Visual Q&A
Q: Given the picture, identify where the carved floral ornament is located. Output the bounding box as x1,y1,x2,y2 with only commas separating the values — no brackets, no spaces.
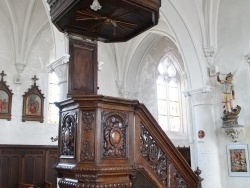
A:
244,51,250,64
140,124,188,187
82,111,95,131
61,110,77,157
203,47,217,65
101,111,128,157
81,140,94,161
221,126,244,142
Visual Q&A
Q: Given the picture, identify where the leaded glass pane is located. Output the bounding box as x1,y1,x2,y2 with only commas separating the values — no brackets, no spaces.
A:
49,84,60,103
169,87,179,102
158,62,167,75
170,116,180,131
48,103,59,124
158,115,168,131
169,101,179,116
157,55,182,133
48,72,59,124
168,64,176,77
163,57,171,67
158,99,167,115
169,79,178,87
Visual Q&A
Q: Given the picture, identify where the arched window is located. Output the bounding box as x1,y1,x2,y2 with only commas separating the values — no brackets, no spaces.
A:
157,55,182,132
48,72,59,124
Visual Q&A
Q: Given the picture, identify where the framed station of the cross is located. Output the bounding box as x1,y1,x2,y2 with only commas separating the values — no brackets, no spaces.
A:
0,70,13,120
22,75,45,123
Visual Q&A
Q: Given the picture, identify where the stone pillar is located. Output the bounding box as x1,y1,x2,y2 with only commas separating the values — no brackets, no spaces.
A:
186,86,222,188
46,54,70,101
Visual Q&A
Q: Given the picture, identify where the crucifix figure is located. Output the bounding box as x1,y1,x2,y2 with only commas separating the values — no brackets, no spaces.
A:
0,71,6,82
32,75,39,85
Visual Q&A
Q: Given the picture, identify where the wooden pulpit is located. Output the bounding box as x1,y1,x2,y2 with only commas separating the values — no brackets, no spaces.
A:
46,1,201,188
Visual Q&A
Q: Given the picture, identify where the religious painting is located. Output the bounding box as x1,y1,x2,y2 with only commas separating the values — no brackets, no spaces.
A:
0,70,13,120
22,75,45,123
227,144,250,176
25,94,41,116
0,90,9,113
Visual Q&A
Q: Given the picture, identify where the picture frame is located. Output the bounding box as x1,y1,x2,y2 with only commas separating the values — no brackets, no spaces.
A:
227,144,250,176
22,76,45,123
0,71,13,120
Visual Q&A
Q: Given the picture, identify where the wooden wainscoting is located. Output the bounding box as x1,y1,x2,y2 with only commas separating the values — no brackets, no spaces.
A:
0,145,58,188
177,146,191,166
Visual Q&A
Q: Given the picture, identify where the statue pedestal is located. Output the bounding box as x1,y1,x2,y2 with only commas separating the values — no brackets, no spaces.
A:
221,105,243,142
221,125,244,142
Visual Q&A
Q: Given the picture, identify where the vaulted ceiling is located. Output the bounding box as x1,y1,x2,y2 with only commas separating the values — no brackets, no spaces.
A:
0,0,53,74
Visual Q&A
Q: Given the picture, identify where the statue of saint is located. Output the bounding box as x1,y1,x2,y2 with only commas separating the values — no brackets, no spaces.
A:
217,72,235,114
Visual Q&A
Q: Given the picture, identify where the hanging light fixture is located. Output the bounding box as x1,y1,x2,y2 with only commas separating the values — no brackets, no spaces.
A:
90,0,102,11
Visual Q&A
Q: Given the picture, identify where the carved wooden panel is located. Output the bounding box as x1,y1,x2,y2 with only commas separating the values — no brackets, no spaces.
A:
82,111,95,131
0,145,58,188
81,110,95,161
140,124,189,187
101,111,128,158
68,37,97,96
81,140,94,161
60,110,77,157
140,124,167,185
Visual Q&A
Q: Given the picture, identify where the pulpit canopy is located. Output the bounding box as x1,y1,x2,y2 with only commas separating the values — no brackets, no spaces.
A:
47,0,161,42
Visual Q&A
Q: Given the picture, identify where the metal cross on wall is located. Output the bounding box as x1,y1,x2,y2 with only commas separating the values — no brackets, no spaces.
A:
0,70,6,81
32,75,39,85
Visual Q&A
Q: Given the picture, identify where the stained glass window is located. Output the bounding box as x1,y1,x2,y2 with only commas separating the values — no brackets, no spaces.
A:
157,56,181,132
48,72,59,124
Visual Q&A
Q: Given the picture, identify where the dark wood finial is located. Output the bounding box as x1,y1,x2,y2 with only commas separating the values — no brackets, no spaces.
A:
32,75,39,85
0,71,6,81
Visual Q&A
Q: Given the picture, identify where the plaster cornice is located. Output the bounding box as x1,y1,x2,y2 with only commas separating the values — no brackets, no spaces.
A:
46,54,70,72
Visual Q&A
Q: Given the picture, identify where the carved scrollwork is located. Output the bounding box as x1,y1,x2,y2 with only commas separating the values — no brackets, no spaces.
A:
81,140,94,161
61,111,77,156
82,111,95,131
140,124,167,185
174,166,188,188
101,111,128,157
